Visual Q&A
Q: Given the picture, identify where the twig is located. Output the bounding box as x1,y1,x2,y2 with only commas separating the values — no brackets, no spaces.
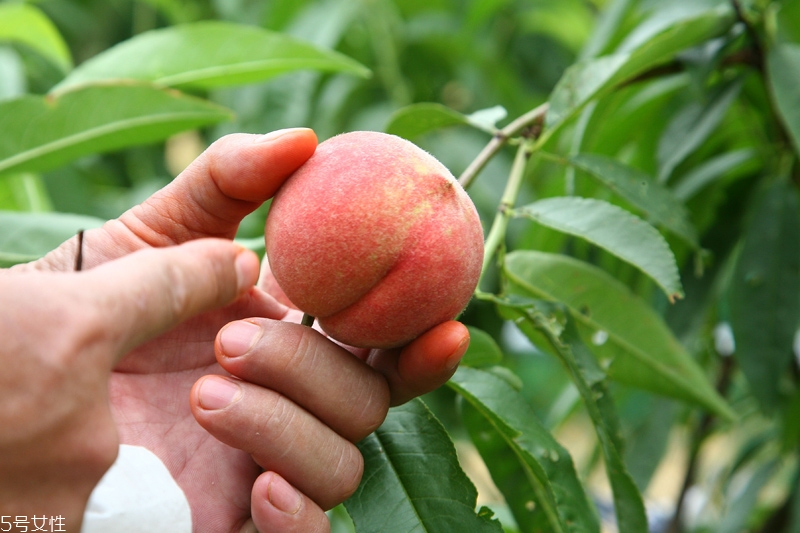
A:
301,313,316,328
458,102,549,190
477,139,536,290
74,230,85,272
666,355,735,533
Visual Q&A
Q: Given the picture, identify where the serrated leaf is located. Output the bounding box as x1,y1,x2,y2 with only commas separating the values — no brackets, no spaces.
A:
729,179,800,411
462,327,503,368
503,250,736,421
53,21,369,93
449,366,600,533
569,153,699,247
515,196,684,301
767,43,800,158
385,103,471,139
498,301,647,533
0,210,105,267
545,4,734,133
344,399,503,533
0,3,72,72
0,84,232,177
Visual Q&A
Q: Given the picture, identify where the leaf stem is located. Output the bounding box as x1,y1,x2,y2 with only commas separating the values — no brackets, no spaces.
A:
458,102,548,190
301,313,316,328
478,139,535,290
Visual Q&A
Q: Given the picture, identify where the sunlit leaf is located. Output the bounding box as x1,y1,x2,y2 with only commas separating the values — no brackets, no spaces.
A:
466,105,507,132
569,153,699,247
503,250,736,420
344,399,503,533
545,4,734,132
0,84,232,177
53,20,369,93
449,366,600,533
0,173,52,212
0,47,26,100
514,196,684,300
0,3,72,72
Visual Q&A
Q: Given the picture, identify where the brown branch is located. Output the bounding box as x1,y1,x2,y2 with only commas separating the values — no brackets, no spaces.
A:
666,355,735,533
457,102,548,190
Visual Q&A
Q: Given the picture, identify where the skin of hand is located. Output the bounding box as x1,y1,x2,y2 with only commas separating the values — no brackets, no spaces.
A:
5,129,471,533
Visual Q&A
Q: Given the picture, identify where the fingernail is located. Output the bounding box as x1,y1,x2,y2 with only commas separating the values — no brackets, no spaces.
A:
267,472,302,515
255,128,309,144
445,337,470,371
220,321,261,357
235,249,259,292
198,376,241,410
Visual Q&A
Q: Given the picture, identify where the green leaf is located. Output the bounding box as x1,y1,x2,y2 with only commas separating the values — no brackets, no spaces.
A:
385,103,470,139
0,210,105,267
545,4,734,132
449,366,600,533
503,250,736,421
503,302,648,533
656,79,742,183
465,105,507,132
0,173,53,212
344,399,503,533
767,43,800,158
0,3,72,73
0,46,26,100
729,179,800,411
514,196,684,301
53,21,370,93
717,460,779,533
672,149,757,201
385,104,508,140
462,327,504,368
569,153,699,247
0,84,232,177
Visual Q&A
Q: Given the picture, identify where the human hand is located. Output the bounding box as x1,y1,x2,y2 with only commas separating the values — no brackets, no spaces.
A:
12,129,471,532
0,239,259,531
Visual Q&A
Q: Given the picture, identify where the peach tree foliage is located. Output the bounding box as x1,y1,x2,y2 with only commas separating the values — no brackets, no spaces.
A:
2,0,800,532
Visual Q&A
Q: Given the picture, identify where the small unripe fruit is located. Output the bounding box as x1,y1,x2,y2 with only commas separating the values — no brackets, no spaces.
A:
265,131,484,349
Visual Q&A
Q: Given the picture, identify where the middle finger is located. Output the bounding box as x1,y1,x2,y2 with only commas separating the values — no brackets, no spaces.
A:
214,319,390,442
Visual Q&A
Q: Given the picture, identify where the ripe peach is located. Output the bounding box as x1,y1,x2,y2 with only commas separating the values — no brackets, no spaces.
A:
264,131,484,349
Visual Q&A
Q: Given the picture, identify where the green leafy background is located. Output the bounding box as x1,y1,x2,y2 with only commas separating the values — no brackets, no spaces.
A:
3,0,800,532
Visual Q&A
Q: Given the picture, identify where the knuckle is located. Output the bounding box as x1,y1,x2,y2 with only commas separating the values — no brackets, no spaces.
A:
352,377,390,438
330,443,364,504
163,259,193,321
257,393,299,451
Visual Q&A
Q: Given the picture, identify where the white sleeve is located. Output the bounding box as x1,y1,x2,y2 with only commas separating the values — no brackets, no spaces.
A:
81,445,192,533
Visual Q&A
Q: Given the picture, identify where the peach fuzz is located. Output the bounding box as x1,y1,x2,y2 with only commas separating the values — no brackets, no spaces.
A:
265,131,484,349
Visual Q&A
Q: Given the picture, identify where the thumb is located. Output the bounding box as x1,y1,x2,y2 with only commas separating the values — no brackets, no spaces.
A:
82,239,260,360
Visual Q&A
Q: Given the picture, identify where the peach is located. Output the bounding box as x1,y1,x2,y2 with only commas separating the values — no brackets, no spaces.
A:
264,131,484,349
